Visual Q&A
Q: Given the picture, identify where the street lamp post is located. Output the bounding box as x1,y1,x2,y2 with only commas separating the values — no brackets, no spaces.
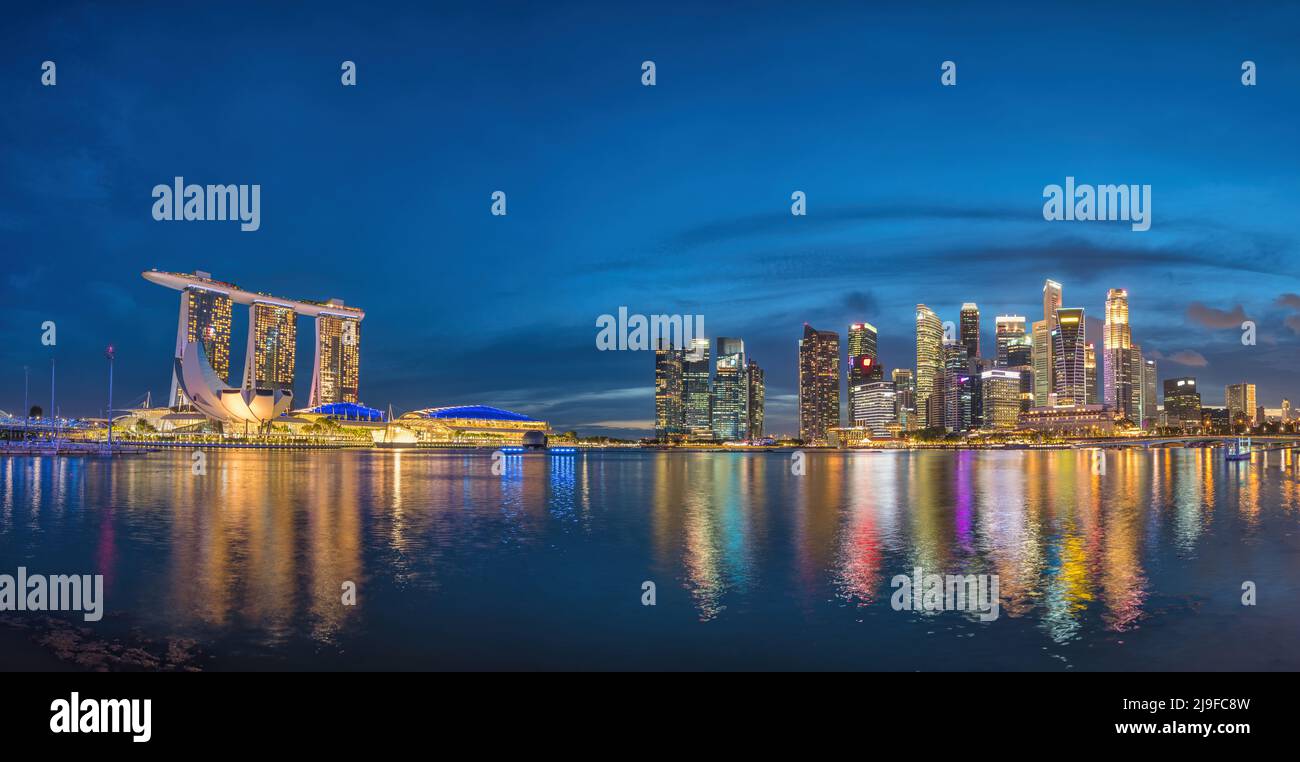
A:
106,345,115,452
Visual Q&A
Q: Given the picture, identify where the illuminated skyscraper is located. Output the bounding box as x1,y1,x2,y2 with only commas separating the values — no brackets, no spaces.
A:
848,322,881,424
915,305,944,429
711,337,748,441
980,369,1022,429
682,337,712,439
960,303,981,361
309,310,361,405
654,339,685,442
943,343,973,432
798,324,840,445
994,315,1026,367
244,301,297,395
144,271,365,417
860,381,897,437
1084,342,1098,405
1164,377,1201,430
1103,288,1135,418
170,281,233,408
892,368,915,431
1031,320,1049,406
1006,336,1034,412
1052,307,1086,405
1129,343,1145,423
1034,279,1062,405
746,358,765,440
1226,383,1257,428
1142,358,1157,428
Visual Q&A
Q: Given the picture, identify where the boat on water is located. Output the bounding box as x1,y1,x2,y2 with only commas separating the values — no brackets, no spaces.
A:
1224,437,1252,462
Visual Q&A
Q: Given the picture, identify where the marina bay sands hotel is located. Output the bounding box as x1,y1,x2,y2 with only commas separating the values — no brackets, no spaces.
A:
142,270,364,410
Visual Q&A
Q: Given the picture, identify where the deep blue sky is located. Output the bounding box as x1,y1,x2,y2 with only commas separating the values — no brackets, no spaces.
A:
2,1,1298,436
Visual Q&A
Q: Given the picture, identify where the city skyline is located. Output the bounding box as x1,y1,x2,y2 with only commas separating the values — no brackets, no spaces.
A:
2,2,1299,437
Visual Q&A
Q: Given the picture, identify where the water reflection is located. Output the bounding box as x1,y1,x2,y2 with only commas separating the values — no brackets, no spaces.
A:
0,447,1297,669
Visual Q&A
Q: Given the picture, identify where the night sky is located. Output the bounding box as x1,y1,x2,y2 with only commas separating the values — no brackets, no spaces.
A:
2,1,1298,437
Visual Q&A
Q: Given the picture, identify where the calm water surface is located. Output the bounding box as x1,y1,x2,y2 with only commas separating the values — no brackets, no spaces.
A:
2,448,1299,670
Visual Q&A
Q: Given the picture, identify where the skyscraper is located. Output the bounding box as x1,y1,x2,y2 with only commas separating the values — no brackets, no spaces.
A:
1103,288,1134,418
1052,307,1086,405
1036,279,1063,404
654,339,684,442
994,315,1026,367
682,338,712,440
915,305,943,429
710,337,748,441
1032,319,1050,407
1084,342,1098,405
309,311,361,405
1129,343,1145,423
860,381,897,437
848,322,881,425
1142,358,1157,428
144,270,365,416
960,303,981,362
746,358,765,440
943,343,973,432
1164,377,1201,430
980,369,1021,429
1005,336,1034,412
681,338,712,439
798,324,840,445
892,368,915,431
244,301,297,395
171,283,233,408
1226,383,1257,428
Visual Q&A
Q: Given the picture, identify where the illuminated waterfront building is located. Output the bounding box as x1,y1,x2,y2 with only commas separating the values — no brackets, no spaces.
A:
682,338,712,440
1226,383,1257,428
859,381,897,437
395,405,549,445
1018,403,1114,435
915,305,944,430
994,315,1026,367
848,322,881,425
654,340,685,442
943,343,973,433
1034,279,1063,404
1005,336,1034,412
1103,288,1135,418
244,301,297,395
746,358,765,440
168,276,233,407
798,324,840,445
980,369,1021,429
310,310,362,406
1129,343,1145,423
1142,358,1157,428
892,368,915,430
1051,307,1086,406
711,337,748,441
143,270,366,419
847,322,881,380
960,303,981,362
1164,377,1202,430
1084,343,1097,405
